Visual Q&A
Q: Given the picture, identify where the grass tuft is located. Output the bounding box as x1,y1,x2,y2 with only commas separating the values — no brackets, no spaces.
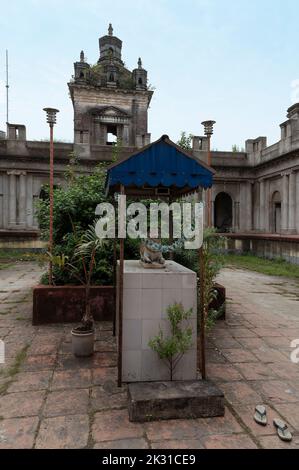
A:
224,254,299,279
0,250,41,263
0,345,29,395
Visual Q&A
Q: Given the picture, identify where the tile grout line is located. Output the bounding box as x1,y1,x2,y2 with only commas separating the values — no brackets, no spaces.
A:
32,332,64,449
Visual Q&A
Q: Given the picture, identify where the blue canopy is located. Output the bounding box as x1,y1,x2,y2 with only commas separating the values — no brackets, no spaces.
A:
105,135,214,195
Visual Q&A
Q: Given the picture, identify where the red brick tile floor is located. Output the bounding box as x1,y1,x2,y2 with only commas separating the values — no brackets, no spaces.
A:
0,262,299,449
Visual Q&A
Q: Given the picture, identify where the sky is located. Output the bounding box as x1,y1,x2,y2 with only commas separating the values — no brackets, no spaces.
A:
1,0,299,150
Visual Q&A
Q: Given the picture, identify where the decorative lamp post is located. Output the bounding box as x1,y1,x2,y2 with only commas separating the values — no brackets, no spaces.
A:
43,107,59,285
201,120,216,227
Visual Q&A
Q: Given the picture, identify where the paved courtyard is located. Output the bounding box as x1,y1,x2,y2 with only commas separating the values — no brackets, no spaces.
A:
0,261,299,449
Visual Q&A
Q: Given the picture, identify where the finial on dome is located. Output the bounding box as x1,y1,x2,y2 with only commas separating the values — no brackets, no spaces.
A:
138,57,142,69
108,23,113,36
80,50,85,62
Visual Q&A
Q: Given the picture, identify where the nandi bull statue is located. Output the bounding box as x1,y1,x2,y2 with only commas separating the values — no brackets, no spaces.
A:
139,238,184,268
140,238,166,268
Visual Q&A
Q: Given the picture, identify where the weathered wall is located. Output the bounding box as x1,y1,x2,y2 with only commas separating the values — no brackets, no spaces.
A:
222,234,299,264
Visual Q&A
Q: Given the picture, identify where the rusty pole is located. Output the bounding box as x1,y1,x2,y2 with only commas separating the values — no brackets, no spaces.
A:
49,124,54,285
117,185,125,387
207,135,212,227
43,108,59,286
199,245,206,379
112,237,117,337
201,120,216,228
169,193,174,260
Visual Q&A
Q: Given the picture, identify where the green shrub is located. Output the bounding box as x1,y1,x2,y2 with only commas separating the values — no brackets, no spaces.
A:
148,302,193,380
36,162,115,286
174,228,226,331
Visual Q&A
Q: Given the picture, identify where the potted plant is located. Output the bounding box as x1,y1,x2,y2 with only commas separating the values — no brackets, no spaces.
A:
49,223,106,357
70,224,107,357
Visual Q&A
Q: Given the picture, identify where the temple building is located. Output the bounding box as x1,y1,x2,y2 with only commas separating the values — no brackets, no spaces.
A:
0,25,298,262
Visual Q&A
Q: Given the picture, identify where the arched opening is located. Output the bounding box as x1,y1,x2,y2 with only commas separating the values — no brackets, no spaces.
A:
109,73,115,82
138,77,143,85
214,192,233,232
272,191,281,233
106,124,117,145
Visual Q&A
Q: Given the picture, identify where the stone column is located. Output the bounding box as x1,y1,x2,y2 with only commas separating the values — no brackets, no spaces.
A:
8,171,17,227
99,124,106,145
19,172,26,227
202,189,208,228
233,201,239,232
254,182,260,231
281,173,289,232
26,174,33,228
211,200,215,227
264,179,270,232
259,180,265,231
122,125,129,146
246,181,252,231
296,171,299,234
288,172,296,232
117,125,123,142
0,174,3,228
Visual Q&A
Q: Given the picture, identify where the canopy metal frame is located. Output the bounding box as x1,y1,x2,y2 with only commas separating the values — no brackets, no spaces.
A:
105,135,215,387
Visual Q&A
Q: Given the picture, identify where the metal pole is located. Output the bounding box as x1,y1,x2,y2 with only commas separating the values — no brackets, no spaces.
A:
112,237,117,336
207,135,211,227
49,124,54,285
6,50,9,131
169,194,174,260
199,245,206,379
201,120,215,228
117,185,125,387
44,107,59,285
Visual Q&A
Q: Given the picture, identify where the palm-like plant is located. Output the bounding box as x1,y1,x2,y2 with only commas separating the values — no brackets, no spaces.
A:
49,223,107,331
73,223,107,331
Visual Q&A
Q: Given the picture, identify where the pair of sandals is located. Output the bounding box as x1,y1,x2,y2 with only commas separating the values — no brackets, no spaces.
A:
254,405,292,442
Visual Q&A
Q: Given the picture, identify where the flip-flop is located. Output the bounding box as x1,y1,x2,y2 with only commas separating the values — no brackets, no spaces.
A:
273,419,292,442
254,405,267,425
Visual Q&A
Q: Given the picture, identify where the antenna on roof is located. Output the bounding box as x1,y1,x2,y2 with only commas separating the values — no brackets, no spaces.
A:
6,50,9,131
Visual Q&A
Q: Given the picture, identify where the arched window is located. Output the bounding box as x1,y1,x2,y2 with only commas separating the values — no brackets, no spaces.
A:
214,192,233,232
138,77,143,85
109,73,114,82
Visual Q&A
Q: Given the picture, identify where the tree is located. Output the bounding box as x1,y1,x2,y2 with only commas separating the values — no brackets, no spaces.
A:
177,132,194,151
149,302,193,380
232,144,245,152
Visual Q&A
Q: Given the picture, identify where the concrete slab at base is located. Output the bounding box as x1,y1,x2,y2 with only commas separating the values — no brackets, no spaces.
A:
128,380,225,422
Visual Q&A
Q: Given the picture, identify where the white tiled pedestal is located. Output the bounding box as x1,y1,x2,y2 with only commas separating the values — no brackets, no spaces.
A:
117,260,197,382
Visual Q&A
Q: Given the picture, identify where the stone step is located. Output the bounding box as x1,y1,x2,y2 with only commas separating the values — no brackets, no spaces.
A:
128,380,225,422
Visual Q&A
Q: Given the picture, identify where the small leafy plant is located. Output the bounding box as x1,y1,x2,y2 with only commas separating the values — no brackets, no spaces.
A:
50,223,107,332
148,302,193,381
174,227,226,331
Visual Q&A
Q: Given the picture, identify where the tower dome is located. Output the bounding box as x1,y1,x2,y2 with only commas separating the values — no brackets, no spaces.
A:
98,23,123,65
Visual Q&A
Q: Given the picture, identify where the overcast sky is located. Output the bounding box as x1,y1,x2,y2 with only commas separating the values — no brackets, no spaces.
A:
1,0,299,150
